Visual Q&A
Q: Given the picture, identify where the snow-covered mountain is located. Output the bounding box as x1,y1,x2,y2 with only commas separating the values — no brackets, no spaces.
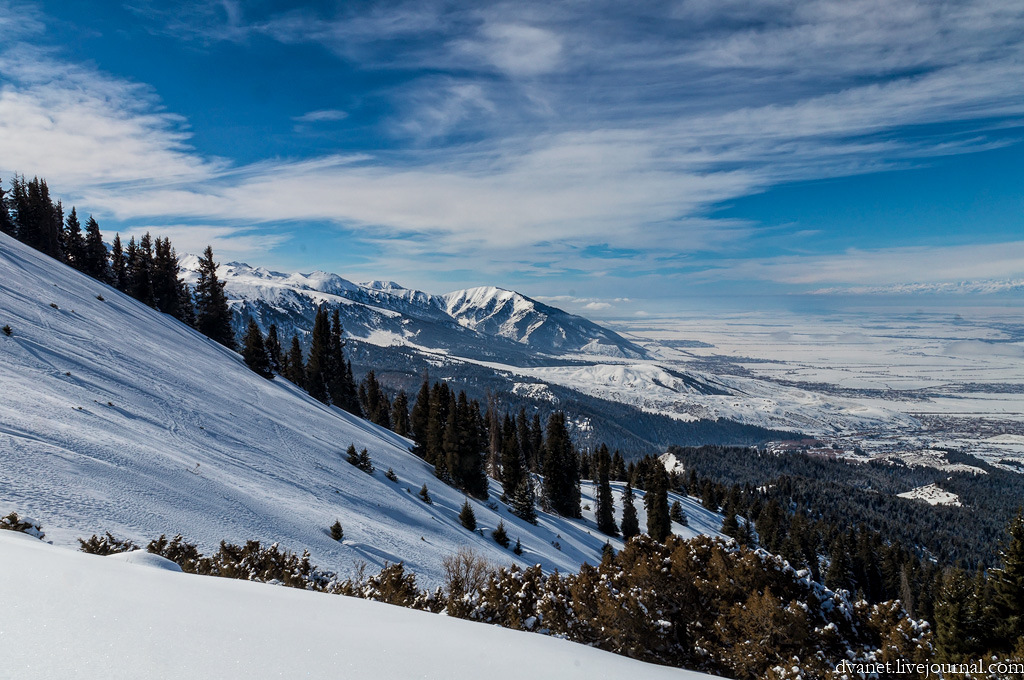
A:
0,233,716,586
178,257,645,361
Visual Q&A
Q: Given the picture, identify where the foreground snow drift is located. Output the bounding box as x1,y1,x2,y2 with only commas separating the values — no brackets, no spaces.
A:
0,532,714,680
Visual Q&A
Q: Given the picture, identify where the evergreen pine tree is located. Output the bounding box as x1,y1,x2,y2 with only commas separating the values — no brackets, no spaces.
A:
284,334,305,388
418,484,432,504
825,539,852,592
241,318,273,379
361,371,391,428
513,538,523,555
357,448,374,474
611,451,627,482
129,232,156,306
458,499,477,531
500,413,524,499
644,464,671,542
670,500,687,526
595,444,618,536
326,308,359,414
620,483,640,540
152,237,183,318
993,510,1024,646
410,376,431,448
425,382,449,466
934,567,972,663
330,520,344,541
0,178,14,237
391,390,410,436
110,234,127,291
493,520,510,548
194,246,235,349
346,445,360,466
63,207,85,270
721,512,741,539
305,306,330,402
541,412,581,518
265,324,282,373
511,477,537,524
82,216,109,282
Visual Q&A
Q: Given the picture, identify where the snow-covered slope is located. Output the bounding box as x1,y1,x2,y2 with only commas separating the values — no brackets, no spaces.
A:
0,233,715,586
0,532,716,680
178,258,645,360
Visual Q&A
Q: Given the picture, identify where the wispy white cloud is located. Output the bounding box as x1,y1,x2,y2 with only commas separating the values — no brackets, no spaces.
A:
702,241,1024,286
292,109,348,123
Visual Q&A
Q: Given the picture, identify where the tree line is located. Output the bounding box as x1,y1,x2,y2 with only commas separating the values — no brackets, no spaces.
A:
1,174,235,349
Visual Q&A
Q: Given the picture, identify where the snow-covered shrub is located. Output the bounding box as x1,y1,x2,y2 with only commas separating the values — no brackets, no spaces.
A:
0,512,44,539
78,531,138,555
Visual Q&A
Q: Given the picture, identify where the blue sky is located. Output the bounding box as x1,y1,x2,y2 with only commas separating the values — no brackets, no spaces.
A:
1,0,1022,317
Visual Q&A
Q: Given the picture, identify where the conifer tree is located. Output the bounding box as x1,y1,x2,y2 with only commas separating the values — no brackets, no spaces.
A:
620,483,640,540
242,318,273,379
284,334,305,387
644,464,671,542
825,539,852,592
595,444,618,536
934,567,972,663
326,308,359,414
305,306,330,402
425,382,449,466
500,413,524,499
194,246,235,349
0,178,14,236
129,232,156,306
993,510,1024,646
110,234,128,291
152,237,183,318
346,444,360,466
330,520,344,541
82,216,109,282
357,448,374,474
611,451,627,482
511,477,537,524
391,390,410,437
361,371,391,428
492,520,510,548
410,376,431,447
63,207,85,270
721,511,740,539
541,412,581,518
265,324,282,373
419,484,432,504
459,499,477,531
670,500,687,526
529,414,543,471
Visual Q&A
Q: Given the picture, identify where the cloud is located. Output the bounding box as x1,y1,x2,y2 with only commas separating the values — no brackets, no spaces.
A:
0,48,222,188
704,241,1024,286
454,22,563,77
292,109,348,123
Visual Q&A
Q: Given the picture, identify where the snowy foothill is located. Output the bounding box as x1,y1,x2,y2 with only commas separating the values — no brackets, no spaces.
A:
0,232,718,587
0,531,717,680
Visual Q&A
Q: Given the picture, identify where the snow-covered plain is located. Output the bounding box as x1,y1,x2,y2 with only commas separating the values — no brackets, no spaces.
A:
0,531,715,680
0,233,717,585
592,309,1024,467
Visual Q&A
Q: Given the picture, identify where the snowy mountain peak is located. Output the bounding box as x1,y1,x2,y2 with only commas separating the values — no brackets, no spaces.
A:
177,256,645,359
